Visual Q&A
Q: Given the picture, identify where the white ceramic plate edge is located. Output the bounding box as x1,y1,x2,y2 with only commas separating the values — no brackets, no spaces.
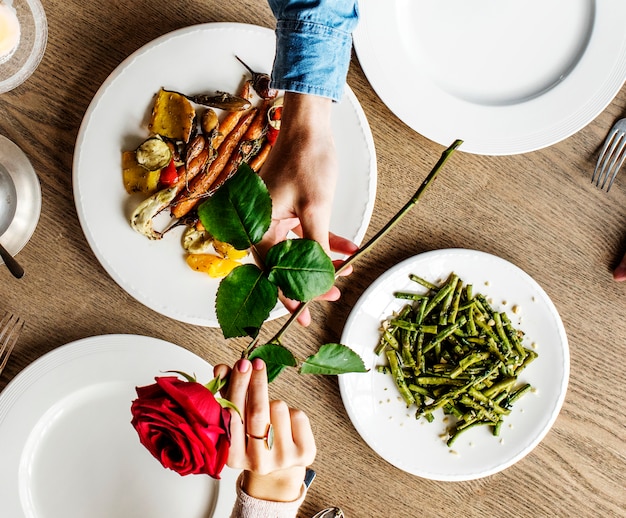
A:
339,249,570,480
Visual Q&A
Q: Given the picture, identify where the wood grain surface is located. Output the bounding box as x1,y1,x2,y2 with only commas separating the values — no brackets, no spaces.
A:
0,2,625,517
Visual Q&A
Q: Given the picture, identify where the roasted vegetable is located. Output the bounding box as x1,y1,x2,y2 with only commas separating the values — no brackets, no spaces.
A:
135,136,172,171
376,273,537,447
130,187,178,239
170,108,257,219
235,56,278,100
148,89,196,142
122,151,160,194
182,91,252,111
186,253,241,278
249,142,271,171
159,159,179,187
201,108,219,135
213,240,248,260
266,97,283,146
182,227,214,254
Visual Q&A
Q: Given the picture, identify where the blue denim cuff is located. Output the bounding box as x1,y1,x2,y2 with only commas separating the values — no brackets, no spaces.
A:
271,19,354,102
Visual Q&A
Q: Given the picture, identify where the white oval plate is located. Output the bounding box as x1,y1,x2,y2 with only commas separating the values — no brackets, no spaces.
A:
73,23,377,327
0,134,41,260
354,0,626,155
0,335,239,517
339,249,569,481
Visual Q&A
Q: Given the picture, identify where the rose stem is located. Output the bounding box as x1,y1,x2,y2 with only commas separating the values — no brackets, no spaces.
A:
265,139,463,346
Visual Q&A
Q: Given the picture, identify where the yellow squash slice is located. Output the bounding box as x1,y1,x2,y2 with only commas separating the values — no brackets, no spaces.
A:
148,89,196,142
122,150,160,194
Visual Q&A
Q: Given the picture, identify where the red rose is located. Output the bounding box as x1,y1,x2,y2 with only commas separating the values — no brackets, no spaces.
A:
131,376,231,478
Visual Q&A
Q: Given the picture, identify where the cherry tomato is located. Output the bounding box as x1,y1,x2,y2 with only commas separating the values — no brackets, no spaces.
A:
266,127,279,146
270,105,283,121
266,105,282,146
159,159,179,187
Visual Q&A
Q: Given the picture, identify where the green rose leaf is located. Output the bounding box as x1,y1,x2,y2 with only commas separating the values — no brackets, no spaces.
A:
249,342,298,383
216,264,278,338
197,163,272,250
300,343,368,375
265,239,335,301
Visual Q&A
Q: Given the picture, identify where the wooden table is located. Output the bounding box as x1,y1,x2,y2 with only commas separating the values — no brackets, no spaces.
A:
1,2,625,516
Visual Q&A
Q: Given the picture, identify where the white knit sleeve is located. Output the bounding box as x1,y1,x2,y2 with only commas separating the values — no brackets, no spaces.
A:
229,473,308,518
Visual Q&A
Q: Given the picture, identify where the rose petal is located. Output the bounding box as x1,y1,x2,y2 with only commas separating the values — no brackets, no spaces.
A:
155,377,223,427
131,377,232,479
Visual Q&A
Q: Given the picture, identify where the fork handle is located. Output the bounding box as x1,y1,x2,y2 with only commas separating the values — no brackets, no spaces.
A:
0,243,24,279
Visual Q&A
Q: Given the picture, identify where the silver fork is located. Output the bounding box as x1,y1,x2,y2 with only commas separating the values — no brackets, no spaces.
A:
0,312,23,375
592,118,626,192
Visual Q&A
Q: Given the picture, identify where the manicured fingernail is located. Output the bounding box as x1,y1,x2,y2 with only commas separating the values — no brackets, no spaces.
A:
237,359,251,372
252,358,264,370
614,263,626,281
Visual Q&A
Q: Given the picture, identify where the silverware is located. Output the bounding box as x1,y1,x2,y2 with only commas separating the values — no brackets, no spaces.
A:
0,312,23,375
0,241,24,278
311,507,345,518
592,117,626,192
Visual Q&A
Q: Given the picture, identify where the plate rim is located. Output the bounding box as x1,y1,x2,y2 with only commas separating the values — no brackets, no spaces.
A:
353,0,626,155
338,248,570,481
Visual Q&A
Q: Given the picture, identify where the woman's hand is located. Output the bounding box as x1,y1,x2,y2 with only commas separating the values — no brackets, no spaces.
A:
257,91,358,325
215,358,316,502
614,253,626,281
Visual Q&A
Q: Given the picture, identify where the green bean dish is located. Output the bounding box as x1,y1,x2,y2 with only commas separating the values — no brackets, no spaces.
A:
375,272,537,447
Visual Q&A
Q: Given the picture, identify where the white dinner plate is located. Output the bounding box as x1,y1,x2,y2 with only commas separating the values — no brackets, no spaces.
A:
0,334,239,517
339,249,569,481
353,0,626,155
0,134,41,260
73,22,377,327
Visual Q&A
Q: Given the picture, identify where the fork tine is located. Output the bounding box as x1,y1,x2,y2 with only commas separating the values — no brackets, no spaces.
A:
594,130,622,188
598,131,625,189
604,136,626,192
592,129,616,185
0,313,24,374
602,133,626,192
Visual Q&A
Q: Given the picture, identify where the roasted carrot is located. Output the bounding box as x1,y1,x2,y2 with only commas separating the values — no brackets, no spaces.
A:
171,147,211,193
170,108,257,218
209,100,270,189
243,99,270,141
212,81,252,148
184,134,206,168
249,141,272,171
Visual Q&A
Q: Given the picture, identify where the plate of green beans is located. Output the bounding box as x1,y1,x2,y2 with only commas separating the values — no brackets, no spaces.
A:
339,249,569,481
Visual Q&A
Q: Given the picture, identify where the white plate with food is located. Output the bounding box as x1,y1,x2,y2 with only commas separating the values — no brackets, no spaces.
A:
339,249,569,481
73,22,377,326
0,334,239,517
0,134,41,261
353,0,626,155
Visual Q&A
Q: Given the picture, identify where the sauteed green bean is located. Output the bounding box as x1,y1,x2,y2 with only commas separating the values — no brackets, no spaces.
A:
375,273,537,447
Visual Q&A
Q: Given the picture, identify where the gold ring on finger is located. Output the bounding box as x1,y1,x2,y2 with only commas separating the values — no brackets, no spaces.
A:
245,423,274,450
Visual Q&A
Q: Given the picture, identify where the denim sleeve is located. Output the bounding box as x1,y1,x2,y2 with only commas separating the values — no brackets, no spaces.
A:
267,0,359,101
